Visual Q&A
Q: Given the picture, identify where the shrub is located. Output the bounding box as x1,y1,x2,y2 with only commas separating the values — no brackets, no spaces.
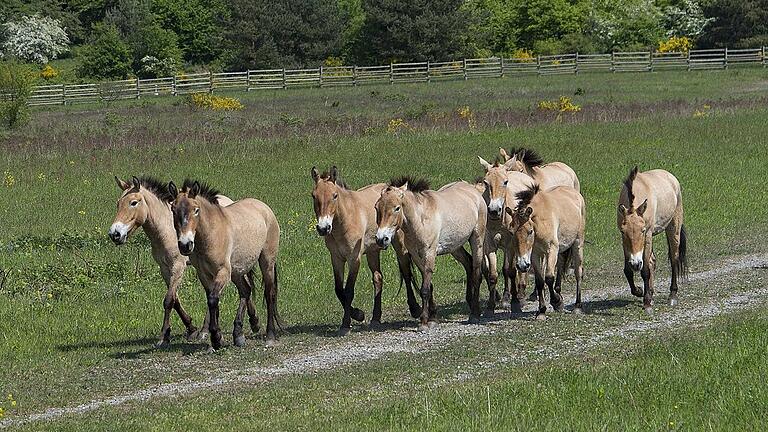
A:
186,93,244,111
511,48,535,61
657,36,692,53
0,61,36,129
1,15,70,64
77,24,133,80
40,64,58,80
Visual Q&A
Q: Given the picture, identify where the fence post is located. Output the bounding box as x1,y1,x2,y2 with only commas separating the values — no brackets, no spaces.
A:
319,65,323,88
724,47,728,69
536,55,541,76
247,70,252,91
687,50,691,71
611,52,616,73
353,65,358,87
282,69,287,89
574,52,579,75
647,51,652,72
61,84,67,105
389,63,394,85
499,57,504,78
427,61,431,83
764,47,767,68
208,71,213,93
135,78,140,99
463,59,467,80
172,76,177,96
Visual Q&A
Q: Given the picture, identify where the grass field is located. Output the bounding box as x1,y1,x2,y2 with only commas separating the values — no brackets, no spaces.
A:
1,68,768,430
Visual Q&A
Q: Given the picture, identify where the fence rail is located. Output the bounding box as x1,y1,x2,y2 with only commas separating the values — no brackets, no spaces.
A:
20,46,768,106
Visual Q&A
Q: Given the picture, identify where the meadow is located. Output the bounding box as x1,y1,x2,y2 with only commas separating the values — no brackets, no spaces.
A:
1,68,768,430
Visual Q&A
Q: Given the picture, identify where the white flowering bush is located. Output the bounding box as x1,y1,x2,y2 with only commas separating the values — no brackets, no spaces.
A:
139,55,178,78
663,0,714,39
1,15,70,64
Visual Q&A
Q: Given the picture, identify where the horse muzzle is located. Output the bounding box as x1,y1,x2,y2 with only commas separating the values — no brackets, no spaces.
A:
488,208,503,220
516,256,531,273
178,240,195,256
316,224,331,236
108,230,126,245
375,236,391,249
629,253,643,272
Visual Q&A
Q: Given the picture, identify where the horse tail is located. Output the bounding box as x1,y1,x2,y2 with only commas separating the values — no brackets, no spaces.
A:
678,224,689,281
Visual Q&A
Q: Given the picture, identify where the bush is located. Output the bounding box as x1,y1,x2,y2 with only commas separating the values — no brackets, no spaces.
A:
40,64,58,80
0,61,36,129
77,24,133,80
128,23,182,78
657,36,692,53
1,15,70,64
185,93,244,111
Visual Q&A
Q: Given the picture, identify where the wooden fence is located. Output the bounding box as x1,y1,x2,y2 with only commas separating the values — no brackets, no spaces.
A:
20,47,768,106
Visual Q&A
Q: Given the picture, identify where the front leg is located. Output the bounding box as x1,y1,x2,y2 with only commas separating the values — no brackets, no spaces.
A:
158,264,192,347
366,251,384,327
641,240,656,314
546,246,563,312
417,254,437,331
205,269,231,350
624,260,642,297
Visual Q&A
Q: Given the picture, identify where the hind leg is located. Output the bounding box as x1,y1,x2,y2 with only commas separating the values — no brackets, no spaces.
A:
231,274,252,347
641,239,656,314
245,271,260,333
258,253,279,344
572,241,584,313
666,210,684,306
545,247,563,312
366,251,384,328
451,247,481,321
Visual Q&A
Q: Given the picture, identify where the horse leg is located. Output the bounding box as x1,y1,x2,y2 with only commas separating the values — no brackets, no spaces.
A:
331,253,350,335
204,270,230,351
666,216,683,306
546,247,563,312
450,247,477,319
156,264,183,348
418,256,436,331
366,251,384,328
259,254,279,345
501,249,514,310
624,260,642,297
641,240,656,314
483,251,499,315
469,230,485,321
231,275,251,347
533,261,547,320
245,270,260,333
393,236,421,318
345,258,365,323
572,241,584,314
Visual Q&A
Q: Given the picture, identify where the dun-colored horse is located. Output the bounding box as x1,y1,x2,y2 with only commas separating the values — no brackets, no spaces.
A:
477,156,535,311
618,167,687,313
169,180,281,349
108,176,233,347
505,184,585,318
500,147,580,191
311,166,418,335
375,178,487,330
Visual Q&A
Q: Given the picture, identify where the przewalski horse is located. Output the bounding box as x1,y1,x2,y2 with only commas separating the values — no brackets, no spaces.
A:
477,156,535,312
168,180,281,349
375,177,487,331
311,166,419,335
500,147,580,191
108,176,233,348
504,184,585,319
618,166,687,314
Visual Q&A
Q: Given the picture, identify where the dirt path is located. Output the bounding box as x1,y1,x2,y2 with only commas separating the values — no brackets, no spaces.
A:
2,253,767,429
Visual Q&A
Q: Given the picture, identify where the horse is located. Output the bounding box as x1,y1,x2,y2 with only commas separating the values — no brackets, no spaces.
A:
108,176,233,348
504,184,585,319
311,166,419,335
500,147,580,191
618,166,687,314
375,177,487,331
477,156,535,312
168,179,281,349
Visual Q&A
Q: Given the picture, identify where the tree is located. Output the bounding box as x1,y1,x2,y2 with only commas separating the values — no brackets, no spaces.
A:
1,14,70,64
225,0,345,70
153,0,228,64
698,0,768,48
353,0,472,64
513,0,586,50
0,60,36,129
76,23,133,79
663,0,713,39
589,0,665,51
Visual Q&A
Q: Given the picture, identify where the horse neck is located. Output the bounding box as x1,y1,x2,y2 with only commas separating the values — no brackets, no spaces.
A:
141,191,178,253
332,188,355,228
194,199,227,248
400,192,427,236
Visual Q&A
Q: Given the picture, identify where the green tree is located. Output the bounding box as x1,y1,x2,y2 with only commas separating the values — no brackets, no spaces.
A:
225,0,345,70
0,60,36,129
353,0,472,64
514,0,586,50
76,23,133,79
699,0,768,48
152,0,228,64
590,0,665,51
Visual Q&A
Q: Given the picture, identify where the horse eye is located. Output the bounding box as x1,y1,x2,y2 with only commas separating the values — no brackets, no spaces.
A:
194,208,200,216
333,193,338,200
130,200,139,207
528,229,533,235
503,180,508,186
395,206,401,212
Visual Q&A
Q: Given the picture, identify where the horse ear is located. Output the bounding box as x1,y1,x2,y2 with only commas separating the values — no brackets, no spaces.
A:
478,156,492,171
399,182,409,191
168,181,178,198
330,166,339,183
190,181,201,198
636,199,648,216
115,176,130,191
503,157,517,171
310,166,319,184
499,147,509,160
524,207,533,218
619,204,628,214
131,176,141,192
505,206,514,216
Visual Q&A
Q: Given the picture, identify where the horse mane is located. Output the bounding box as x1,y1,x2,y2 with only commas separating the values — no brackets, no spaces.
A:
137,176,174,203
515,183,540,211
319,170,348,189
389,176,431,193
182,179,222,204
623,166,639,207
508,147,545,169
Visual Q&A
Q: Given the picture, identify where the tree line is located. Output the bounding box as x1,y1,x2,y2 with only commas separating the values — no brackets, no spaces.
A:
0,0,767,81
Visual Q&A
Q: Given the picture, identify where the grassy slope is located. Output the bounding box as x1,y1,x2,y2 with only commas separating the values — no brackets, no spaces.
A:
1,69,768,426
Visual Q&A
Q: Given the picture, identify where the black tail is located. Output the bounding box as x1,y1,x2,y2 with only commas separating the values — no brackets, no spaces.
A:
272,263,285,331
678,225,689,281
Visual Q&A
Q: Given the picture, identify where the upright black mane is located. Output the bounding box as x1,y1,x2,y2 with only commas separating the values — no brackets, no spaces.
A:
508,147,545,169
515,183,540,211
182,179,222,204
623,166,639,206
138,176,174,203
389,176,431,193
319,170,348,189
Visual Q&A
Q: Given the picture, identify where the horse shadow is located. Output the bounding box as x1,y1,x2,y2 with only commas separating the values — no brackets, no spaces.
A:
56,336,211,358
583,298,634,316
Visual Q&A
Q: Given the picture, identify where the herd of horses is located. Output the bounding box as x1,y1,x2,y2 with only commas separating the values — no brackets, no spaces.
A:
108,147,688,350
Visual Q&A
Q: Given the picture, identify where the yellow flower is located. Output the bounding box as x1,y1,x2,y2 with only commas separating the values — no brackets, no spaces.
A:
3,171,14,187
658,36,692,53
41,64,59,79
387,118,409,134
47,293,53,299
188,93,244,111
78,210,86,215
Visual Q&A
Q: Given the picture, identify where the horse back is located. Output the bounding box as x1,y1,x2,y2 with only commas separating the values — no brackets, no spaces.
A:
537,161,580,191
537,186,584,250
639,169,681,234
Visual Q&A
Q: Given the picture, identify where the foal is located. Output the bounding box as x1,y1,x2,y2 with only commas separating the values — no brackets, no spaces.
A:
375,178,487,330
504,184,585,318
108,176,233,347
500,147,580,191
618,166,687,313
311,166,418,335
169,180,281,349
478,156,534,311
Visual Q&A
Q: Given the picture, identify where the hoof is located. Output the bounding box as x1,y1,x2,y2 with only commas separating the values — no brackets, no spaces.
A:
552,304,565,313
368,320,383,331
417,323,431,332
527,292,538,302
483,308,495,318
509,302,524,314
234,335,246,347
644,306,654,315
669,298,678,307
428,320,439,329
408,307,422,319
468,315,482,324
351,308,365,322
184,327,199,341
265,338,278,348
154,339,170,349
572,307,584,315
535,313,547,321
337,326,352,337
194,331,209,342
206,346,217,354
631,288,643,298
500,301,512,311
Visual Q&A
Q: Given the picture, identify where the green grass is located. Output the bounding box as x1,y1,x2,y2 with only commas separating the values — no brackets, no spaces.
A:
1,68,768,428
